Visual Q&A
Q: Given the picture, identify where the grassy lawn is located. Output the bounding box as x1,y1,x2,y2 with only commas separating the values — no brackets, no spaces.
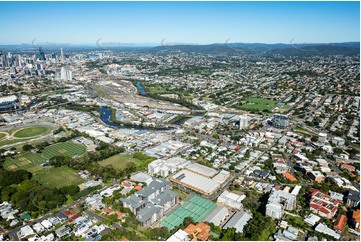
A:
4,152,46,173
99,154,142,170
33,166,84,188
172,188,187,200
240,97,278,112
285,214,309,228
42,142,86,159
0,132,7,139
13,126,50,138
4,142,86,173
0,138,32,147
274,104,291,113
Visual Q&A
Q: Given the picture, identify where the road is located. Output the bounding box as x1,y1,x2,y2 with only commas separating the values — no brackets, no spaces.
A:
84,210,106,222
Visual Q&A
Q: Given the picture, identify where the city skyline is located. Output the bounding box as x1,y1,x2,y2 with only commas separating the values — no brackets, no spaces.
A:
0,1,359,45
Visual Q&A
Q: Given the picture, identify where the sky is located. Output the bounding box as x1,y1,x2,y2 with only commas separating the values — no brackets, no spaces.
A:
0,1,359,45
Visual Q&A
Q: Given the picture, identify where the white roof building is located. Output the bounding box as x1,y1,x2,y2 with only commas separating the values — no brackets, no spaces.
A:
0,95,18,103
32,223,45,233
170,169,220,195
223,212,252,233
315,223,341,239
166,229,189,241
40,219,53,230
148,156,191,177
19,225,35,238
204,206,229,226
217,191,245,210
186,163,218,177
266,188,296,219
291,185,302,196
304,213,321,226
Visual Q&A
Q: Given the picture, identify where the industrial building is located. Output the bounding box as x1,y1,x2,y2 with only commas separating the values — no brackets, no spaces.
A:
0,95,19,112
204,206,229,226
170,169,220,195
170,167,230,196
186,163,218,177
222,211,252,233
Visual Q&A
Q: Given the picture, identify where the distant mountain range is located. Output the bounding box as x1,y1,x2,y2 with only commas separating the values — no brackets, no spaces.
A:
0,42,359,56
150,42,360,56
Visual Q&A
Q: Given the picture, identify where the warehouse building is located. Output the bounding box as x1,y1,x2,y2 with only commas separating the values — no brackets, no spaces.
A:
170,170,220,195
0,95,19,112
222,212,252,233
203,206,229,226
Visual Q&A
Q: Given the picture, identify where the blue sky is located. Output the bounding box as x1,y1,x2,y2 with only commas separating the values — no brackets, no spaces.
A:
0,1,359,45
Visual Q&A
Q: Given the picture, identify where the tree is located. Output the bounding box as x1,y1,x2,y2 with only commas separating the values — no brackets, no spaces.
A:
220,228,236,241
59,185,80,196
182,217,195,228
22,144,34,151
311,136,318,142
0,170,32,187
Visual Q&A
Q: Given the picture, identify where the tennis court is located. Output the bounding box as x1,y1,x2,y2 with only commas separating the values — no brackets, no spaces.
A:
161,196,216,230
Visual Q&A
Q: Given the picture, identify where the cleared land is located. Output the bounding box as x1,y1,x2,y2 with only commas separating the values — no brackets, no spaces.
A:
92,78,189,111
33,166,84,188
13,126,50,138
99,154,142,170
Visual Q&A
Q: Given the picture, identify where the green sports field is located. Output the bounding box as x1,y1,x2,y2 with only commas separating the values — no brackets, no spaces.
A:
13,126,50,138
0,125,53,147
4,153,46,173
99,154,142,170
161,196,216,230
33,166,84,188
4,142,86,173
42,142,86,159
239,97,278,112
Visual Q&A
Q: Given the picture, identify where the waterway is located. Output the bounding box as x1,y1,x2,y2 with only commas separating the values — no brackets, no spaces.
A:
17,101,40,112
99,106,174,131
100,81,202,129
136,81,147,95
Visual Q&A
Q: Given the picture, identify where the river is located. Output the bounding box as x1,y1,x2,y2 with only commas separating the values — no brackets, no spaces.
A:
136,81,147,95
99,107,174,131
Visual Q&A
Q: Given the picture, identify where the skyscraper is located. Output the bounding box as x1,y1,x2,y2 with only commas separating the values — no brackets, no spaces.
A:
60,48,64,62
38,47,46,61
239,114,249,130
61,66,72,81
